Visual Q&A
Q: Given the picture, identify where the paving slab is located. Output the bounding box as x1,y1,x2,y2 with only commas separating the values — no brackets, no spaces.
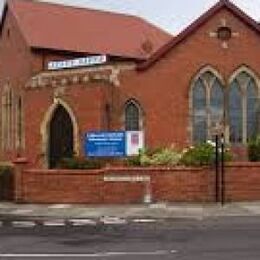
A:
1,202,260,220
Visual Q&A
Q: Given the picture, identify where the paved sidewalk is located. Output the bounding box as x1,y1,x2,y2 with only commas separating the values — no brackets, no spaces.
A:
1,202,260,220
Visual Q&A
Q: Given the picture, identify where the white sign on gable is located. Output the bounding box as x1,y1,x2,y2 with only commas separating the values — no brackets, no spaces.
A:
47,55,107,70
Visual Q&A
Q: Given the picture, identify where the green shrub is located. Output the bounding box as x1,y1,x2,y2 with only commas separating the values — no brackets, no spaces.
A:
150,148,181,166
180,143,215,166
125,155,141,166
125,147,181,167
125,148,151,166
58,157,105,169
180,142,232,166
248,135,260,162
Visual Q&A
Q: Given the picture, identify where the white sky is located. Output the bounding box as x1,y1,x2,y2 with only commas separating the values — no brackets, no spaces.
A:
0,0,259,34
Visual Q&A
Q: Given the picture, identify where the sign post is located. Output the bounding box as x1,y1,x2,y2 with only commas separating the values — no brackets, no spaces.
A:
220,133,225,206
212,121,225,205
215,134,220,203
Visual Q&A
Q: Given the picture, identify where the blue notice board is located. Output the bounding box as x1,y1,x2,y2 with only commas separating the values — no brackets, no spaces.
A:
85,131,126,157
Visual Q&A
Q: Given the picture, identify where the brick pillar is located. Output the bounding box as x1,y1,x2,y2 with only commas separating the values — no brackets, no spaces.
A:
13,158,28,203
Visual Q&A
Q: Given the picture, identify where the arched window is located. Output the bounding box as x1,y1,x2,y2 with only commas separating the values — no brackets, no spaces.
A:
229,80,242,143
192,79,207,142
247,79,258,141
124,100,142,131
192,70,224,143
228,71,259,143
1,86,13,151
210,79,224,133
16,95,24,151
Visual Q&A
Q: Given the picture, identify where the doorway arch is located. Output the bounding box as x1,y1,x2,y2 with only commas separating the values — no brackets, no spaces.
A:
41,99,79,168
49,105,73,168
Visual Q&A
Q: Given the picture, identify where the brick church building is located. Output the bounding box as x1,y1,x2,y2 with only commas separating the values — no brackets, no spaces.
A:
0,0,259,169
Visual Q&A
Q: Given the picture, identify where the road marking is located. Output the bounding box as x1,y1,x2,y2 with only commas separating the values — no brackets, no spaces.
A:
100,217,127,225
48,204,72,209
10,209,33,214
69,219,97,226
132,218,157,223
0,250,177,258
42,220,65,226
12,221,36,228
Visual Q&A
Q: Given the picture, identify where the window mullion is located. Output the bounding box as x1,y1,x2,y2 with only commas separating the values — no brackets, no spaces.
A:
242,85,247,144
223,85,229,144
206,83,211,140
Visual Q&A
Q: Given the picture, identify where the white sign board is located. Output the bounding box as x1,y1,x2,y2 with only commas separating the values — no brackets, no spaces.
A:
126,131,144,156
48,55,107,70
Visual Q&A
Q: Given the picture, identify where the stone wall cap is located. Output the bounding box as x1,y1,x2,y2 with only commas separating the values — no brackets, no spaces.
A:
13,157,29,164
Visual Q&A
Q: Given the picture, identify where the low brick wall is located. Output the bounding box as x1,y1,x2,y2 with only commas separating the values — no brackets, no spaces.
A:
14,166,214,203
225,162,260,201
13,162,260,204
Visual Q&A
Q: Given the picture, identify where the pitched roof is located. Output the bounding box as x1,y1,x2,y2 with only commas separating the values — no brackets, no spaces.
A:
139,0,260,70
6,0,172,60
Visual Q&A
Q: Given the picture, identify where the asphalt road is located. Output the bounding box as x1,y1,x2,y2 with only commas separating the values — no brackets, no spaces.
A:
1,217,260,259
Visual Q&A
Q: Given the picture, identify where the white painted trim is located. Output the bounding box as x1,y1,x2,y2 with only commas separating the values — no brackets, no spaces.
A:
228,66,260,86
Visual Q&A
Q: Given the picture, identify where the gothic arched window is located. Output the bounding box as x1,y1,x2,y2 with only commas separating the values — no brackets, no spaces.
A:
192,71,224,143
192,79,207,142
229,71,259,143
247,79,258,141
1,86,13,150
229,80,242,143
16,95,24,150
124,100,142,131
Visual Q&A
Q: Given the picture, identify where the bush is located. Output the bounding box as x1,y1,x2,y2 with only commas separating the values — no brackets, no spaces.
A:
180,142,232,166
180,143,215,166
125,155,141,166
58,157,105,169
248,135,260,162
150,148,181,166
126,147,181,167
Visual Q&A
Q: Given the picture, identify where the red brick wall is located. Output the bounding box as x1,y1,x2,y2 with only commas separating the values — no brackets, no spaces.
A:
14,163,260,204
225,162,260,201
18,169,146,204
152,168,214,202
24,85,104,168
13,166,213,203
0,8,34,161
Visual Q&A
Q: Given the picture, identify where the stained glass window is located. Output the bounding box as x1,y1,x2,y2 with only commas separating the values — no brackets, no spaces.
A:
229,72,259,143
192,69,259,144
247,79,258,141
229,80,242,143
192,79,207,142
192,72,224,143
210,79,224,136
125,101,140,131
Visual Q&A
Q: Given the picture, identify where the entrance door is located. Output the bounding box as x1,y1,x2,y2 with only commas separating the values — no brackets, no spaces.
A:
49,105,74,168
